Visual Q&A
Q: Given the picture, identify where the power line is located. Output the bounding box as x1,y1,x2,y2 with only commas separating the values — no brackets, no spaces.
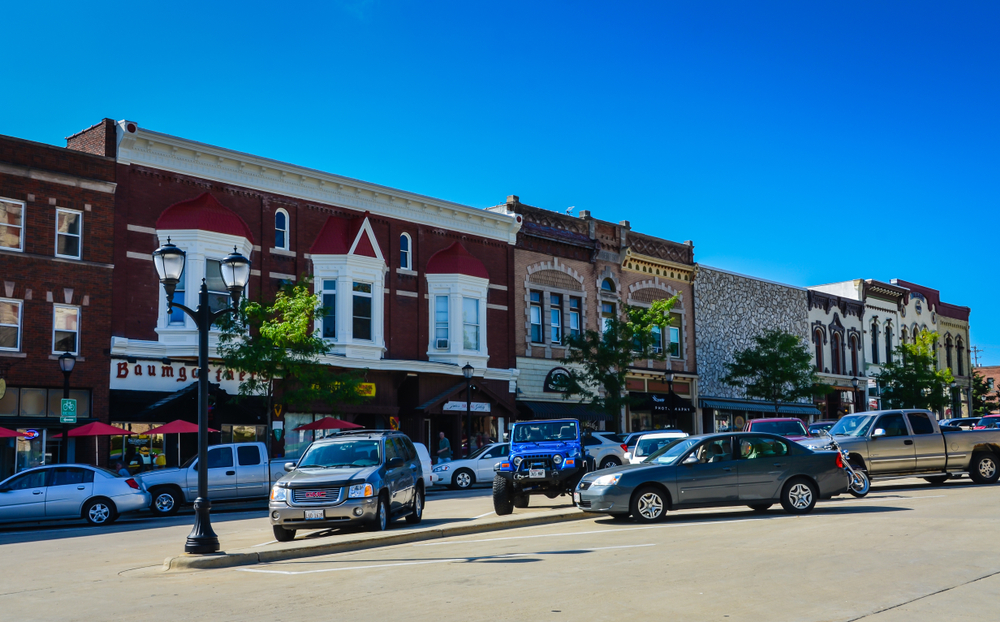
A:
970,345,983,368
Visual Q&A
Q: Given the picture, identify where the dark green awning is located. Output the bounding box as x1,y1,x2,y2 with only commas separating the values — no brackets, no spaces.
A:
700,398,821,417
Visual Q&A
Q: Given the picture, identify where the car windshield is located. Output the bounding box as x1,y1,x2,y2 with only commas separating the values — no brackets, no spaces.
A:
513,422,578,443
636,436,685,457
750,420,807,436
646,438,700,465
829,415,876,437
298,440,381,468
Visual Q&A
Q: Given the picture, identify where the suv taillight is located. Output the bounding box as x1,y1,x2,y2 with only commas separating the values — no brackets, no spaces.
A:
620,444,628,453
125,478,140,490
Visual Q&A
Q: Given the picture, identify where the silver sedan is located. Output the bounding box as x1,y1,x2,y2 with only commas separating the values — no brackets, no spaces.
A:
0,464,151,526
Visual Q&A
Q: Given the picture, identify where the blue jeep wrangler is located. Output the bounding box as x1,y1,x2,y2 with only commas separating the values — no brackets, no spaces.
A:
493,419,588,515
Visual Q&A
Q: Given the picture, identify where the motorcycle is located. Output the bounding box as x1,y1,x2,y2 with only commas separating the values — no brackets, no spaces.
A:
820,429,870,498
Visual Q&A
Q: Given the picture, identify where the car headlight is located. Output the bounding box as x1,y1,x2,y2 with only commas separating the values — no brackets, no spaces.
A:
270,485,287,502
348,483,374,498
591,473,622,487
553,454,563,465
513,456,523,467
433,465,449,472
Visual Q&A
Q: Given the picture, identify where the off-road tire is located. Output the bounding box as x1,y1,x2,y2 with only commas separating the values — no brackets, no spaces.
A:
273,525,296,542
969,453,1000,485
405,485,424,524
451,468,475,490
513,494,530,508
629,485,667,523
493,476,514,515
780,478,817,515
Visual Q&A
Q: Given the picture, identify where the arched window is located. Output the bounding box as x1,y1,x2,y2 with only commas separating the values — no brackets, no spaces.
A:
601,278,615,293
399,233,412,270
945,335,953,371
957,339,965,376
900,326,908,345
870,320,880,365
850,334,859,376
814,328,824,372
275,209,289,250
831,332,842,375
884,321,893,364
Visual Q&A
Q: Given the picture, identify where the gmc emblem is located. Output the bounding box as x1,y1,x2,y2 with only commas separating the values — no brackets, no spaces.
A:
305,491,326,498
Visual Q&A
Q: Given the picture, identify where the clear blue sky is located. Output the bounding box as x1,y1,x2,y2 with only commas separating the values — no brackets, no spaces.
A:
3,2,998,363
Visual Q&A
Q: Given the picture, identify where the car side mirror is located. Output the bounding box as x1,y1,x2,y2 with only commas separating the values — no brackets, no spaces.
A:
387,456,404,469
683,454,700,465
284,462,296,472
872,428,886,438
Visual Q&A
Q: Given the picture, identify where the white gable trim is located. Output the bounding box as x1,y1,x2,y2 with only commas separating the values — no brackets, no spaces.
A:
348,216,384,262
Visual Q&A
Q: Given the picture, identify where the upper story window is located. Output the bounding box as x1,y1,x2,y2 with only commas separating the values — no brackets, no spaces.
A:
530,291,543,343
0,198,24,252
814,328,824,372
400,233,412,270
601,278,616,294
168,267,187,325
831,332,842,375
0,298,22,351
55,208,82,260
206,259,231,314
463,297,480,351
434,295,449,349
870,320,880,365
988,378,995,390
651,325,663,354
884,321,893,364
569,297,581,339
945,336,953,371
668,314,681,358
53,305,80,355
321,280,336,339
601,302,616,334
352,282,373,341
275,209,289,250
550,294,563,345
957,339,965,376
850,334,860,376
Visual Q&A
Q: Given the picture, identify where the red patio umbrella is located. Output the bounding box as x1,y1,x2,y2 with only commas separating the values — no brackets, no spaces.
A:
52,422,133,466
143,420,219,466
0,426,24,438
293,417,363,432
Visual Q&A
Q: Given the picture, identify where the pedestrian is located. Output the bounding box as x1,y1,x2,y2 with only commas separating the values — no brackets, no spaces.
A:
115,462,130,478
437,431,452,464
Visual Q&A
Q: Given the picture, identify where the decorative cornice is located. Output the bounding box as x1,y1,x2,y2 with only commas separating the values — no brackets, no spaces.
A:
114,121,521,245
623,249,693,282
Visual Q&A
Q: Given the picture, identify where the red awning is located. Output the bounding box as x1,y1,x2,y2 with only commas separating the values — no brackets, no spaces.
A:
0,426,24,438
143,420,219,435
293,417,363,431
52,422,135,438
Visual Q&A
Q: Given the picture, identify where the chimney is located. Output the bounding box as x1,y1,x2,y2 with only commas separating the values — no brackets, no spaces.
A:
65,118,118,158
506,195,519,206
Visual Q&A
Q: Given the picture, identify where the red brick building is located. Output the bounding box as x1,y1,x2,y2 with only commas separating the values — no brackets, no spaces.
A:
0,131,117,478
66,119,521,464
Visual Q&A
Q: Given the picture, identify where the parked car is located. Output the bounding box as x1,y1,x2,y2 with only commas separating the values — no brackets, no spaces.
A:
802,409,1000,485
574,432,849,522
582,431,627,469
432,442,510,489
626,431,689,464
269,430,424,541
413,442,434,490
744,418,810,441
808,420,839,436
0,464,151,526
139,442,285,516
941,418,981,430
623,432,645,457
973,415,1000,430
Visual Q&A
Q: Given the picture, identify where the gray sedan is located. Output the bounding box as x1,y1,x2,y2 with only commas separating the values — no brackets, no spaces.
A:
0,464,151,526
574,432,849,522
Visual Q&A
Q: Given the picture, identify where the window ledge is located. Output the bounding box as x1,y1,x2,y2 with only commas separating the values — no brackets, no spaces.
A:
397,268,418,276
269,247,296,257
0,351,27,358
48,355,85,361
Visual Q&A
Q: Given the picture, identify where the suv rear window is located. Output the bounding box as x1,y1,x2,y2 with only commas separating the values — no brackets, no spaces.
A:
597,433,625,444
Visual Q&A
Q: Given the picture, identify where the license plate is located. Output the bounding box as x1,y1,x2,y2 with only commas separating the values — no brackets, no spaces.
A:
573,492,581,504
304,509,324,520
529,468,545,479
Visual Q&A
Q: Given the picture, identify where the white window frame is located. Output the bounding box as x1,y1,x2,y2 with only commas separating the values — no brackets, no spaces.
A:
550,293,562,345
52,304,80,355
320,279,337,341
434,295,449,349
529,291,543,344
0,297,22,351
0,197,25,253
400,233,412,270
275,208,289,250
205,258,232,315
54,207,83,260
352,282,374,342
569,296,581,339
651,324,663,354
463,297,480,352
168,266,187,326
668,314,681,358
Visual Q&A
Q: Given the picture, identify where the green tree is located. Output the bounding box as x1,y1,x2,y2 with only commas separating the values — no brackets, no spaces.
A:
554,298,678,434
876,330,954,411
971,371,999,416
721,329,830,416
216,278,370,452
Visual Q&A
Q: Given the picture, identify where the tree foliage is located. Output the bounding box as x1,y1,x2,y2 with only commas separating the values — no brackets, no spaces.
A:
721,329,830,415
971,371,999,416
876,330,954,411
216,278,369,419
554,297,678,433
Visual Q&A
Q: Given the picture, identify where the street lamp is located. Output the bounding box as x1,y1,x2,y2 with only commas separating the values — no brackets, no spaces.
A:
153,242,250,554
665,370,674,392
463,363,474,458
58,352,76,463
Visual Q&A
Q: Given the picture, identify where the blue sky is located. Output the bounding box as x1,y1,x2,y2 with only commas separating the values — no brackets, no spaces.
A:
3,1,998,362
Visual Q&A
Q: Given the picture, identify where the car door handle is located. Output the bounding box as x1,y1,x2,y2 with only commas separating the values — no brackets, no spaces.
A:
226,470,236,476
32,490,43,495
77,486,86,490
773,463,786,468
904,440,913,445
722,467,733,472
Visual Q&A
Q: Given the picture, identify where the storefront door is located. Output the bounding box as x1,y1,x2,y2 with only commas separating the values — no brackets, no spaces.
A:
16,430,45,472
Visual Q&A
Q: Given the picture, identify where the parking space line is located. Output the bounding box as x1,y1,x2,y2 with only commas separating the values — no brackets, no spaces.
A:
251,540,277,547
471,512,495,519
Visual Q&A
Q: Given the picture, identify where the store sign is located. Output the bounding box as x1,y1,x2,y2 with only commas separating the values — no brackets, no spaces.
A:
110,361,249,394
23,429,39,440
357,383,376,397
543,368,570,393
443,401,491,413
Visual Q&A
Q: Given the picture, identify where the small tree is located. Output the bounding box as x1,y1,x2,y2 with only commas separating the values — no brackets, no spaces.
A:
555,298,678,434
216,278,370,455
971,371,998,416
876,330,954,411
721,329,830,415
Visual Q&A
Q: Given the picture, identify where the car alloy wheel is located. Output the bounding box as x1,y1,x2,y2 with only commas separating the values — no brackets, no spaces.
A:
154,493,175,513
636,492,663,520
979,456,997,480
378,499,387,531
88,502,111,524
456,471,472,489
787,483,813,510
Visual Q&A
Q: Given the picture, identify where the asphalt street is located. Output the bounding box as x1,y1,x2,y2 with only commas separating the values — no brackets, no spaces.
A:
2,479,998,622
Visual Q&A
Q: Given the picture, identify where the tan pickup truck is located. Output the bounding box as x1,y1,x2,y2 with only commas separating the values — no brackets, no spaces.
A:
801,409,1000,485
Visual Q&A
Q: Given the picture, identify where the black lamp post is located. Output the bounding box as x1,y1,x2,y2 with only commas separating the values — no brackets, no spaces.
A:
851,376,859,414
950,381,959,418
153,240,250,555
463,363,474,458
58,352,76,463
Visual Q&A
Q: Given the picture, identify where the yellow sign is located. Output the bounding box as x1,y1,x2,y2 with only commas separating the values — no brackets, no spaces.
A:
0,378,5,400
273,404,284,419
358,383,376,397
389,416,399,430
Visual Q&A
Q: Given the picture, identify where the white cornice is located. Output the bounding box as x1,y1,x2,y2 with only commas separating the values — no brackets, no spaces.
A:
114,121,521,245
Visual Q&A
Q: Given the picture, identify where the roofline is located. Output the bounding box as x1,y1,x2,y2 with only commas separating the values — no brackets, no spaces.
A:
696,264,806,291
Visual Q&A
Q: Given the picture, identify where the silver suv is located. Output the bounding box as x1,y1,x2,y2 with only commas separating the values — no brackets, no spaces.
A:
269,431,424,541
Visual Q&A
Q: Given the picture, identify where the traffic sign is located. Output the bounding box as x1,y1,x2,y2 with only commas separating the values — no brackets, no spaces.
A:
60,398,77,424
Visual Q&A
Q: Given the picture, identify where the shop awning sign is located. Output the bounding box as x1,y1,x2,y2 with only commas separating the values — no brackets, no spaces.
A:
443,401,491,413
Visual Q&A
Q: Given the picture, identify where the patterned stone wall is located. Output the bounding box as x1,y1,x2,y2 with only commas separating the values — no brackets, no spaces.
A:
694,266,810,398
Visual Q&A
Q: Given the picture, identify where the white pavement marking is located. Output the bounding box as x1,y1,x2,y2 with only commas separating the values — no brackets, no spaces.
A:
251,540,277,547
472,512,495,519
234,544,656,575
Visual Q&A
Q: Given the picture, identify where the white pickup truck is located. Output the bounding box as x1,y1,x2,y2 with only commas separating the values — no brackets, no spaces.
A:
137,442,287,516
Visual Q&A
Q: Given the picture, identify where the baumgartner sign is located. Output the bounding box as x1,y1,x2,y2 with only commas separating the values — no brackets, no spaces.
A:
110,361,253,394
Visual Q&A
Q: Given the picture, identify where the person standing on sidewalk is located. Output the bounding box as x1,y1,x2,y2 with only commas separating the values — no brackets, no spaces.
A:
437,431,452,464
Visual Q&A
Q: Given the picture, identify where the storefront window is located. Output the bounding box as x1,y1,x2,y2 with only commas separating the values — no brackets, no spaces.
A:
220,424,267,444
284,413,316,460
110,423,165,470
16,431,44,472
19,389,46,417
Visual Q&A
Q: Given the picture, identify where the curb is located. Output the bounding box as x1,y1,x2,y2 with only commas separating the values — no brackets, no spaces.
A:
162,508,589,572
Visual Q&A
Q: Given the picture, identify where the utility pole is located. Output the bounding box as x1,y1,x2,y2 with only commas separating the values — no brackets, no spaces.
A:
970,345,983,369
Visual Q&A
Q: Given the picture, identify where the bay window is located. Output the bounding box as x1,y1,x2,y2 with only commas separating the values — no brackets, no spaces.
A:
463,297,480,351
352,282,373,341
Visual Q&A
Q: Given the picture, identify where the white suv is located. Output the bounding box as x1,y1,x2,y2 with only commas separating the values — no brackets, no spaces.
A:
582,432,627,469
626,430,689,464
